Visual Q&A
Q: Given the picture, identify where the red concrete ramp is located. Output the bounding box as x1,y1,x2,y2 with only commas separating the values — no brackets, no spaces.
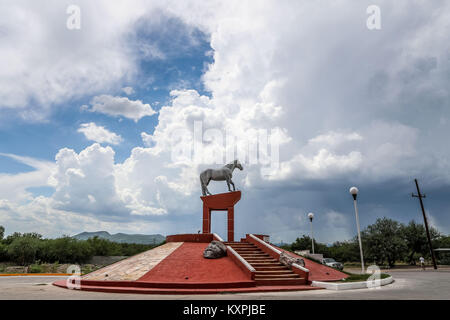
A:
276,247,348,281
138,242,251,285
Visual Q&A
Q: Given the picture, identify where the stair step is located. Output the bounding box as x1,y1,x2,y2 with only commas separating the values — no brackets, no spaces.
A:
235,251,261,254
255,274,299,279
250,262,283,267
255,278,306,286
239,254,270,258
245,258,278,263
227,241,306,287
236,252,263,255
225,241,248,244
254,266,290,271
227,243,257,248
239,251,268,255
227,242,253,245
255,270,293,275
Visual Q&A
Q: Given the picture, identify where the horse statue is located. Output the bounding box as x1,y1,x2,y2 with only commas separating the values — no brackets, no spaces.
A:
200,160,243,196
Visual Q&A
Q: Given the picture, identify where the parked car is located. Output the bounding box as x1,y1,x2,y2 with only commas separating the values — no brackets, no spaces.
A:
321,258,344,270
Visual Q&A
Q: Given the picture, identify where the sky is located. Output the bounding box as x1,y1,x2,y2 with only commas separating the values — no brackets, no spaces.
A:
0,0,449,244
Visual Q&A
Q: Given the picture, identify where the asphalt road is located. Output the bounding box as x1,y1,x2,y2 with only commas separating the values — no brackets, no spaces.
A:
1,269,449,300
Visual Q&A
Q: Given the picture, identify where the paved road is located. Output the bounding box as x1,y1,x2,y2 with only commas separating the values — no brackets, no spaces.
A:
1,269,449,299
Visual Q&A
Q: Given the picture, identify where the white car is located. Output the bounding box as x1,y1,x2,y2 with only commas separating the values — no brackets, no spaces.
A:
321,258,344,270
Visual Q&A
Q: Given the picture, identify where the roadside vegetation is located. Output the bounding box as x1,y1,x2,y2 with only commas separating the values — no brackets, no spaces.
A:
0,225,163,273
334,273,391,283
279,217,450,267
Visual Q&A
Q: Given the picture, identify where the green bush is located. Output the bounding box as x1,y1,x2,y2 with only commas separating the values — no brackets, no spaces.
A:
0,243,8,262
7,235,41,265
336,273,391,282
37,237,94,263
29,263,43,273
0,226,162,266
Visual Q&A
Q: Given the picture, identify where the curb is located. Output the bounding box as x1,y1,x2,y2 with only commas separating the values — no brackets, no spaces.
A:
311,276,394,290
0,273,72,277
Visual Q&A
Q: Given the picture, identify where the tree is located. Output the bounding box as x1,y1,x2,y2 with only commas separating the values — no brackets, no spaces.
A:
433,235,450,265
0,243,7,262
38,236,94,263
361,217,407,267
401,220,440,264
290,235,330,257
436,235,450,248
291,235,314,251
0,225,4,240
7,235,41,265
327,240,360,263
87,236,121,256
4,232,41,245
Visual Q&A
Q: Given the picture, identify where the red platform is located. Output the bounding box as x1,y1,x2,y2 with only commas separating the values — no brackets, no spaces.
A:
53,236,348,295
201,191,241,242
53,191,350,295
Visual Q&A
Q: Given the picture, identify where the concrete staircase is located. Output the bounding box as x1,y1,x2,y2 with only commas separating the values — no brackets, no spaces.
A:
225,241,306,286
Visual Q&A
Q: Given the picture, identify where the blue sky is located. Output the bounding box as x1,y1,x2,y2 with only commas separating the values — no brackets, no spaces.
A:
0,18,212,165
0,1,449,243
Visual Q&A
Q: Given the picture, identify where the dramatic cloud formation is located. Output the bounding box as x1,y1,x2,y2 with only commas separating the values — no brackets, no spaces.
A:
0,0,153,120
1,1,450,242
77,123,123,145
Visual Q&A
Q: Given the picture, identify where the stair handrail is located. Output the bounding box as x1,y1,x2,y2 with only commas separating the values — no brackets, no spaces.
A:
292,263,309,273
227,246,256,280
248,234,281,255
213,233,224,242
291,263,310,282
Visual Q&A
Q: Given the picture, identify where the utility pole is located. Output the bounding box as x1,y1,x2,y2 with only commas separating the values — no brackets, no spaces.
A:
412,179,437,270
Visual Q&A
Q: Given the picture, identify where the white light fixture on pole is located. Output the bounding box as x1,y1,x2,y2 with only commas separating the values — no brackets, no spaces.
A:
308,212,315,254
350,186,365,274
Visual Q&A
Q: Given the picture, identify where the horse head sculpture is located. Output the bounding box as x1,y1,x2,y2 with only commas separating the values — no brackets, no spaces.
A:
200,160,243,196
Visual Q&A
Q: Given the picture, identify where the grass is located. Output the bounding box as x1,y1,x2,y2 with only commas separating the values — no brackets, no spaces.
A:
29,264,43,273
333,273,391,283
81,264,102,275
0,262,104,274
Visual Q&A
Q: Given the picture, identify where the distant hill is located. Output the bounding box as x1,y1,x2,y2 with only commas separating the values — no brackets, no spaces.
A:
73,231,165,245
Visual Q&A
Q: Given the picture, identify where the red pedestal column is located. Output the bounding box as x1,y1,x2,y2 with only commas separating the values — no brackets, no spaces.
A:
202,205,210,234
200,191,241,242
227,206,234,242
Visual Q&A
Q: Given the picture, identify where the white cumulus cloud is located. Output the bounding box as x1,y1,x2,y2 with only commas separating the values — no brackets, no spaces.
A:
2,1,450,240
77,122,123,145
87,95,156,122
122,87,135,95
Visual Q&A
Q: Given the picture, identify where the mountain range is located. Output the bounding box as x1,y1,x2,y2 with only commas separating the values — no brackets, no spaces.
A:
72,231,166,245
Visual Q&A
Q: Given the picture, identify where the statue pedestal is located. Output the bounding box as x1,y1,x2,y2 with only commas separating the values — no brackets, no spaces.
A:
201,191,241,242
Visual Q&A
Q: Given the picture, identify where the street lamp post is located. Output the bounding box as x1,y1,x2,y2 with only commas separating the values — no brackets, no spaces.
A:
308,212,315,254
350,187,365,274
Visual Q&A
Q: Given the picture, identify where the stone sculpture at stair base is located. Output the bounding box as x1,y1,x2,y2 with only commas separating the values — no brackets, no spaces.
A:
279,251,305,268
203,240,227,259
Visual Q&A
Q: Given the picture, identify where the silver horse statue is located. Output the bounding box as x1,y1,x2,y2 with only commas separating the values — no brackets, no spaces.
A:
200,160,243,196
